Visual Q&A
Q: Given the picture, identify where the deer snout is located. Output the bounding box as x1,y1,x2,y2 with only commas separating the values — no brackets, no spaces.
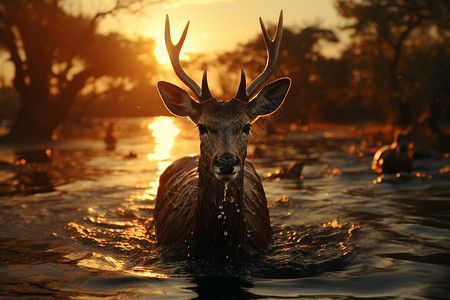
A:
214,154,240,181
217,156,237,174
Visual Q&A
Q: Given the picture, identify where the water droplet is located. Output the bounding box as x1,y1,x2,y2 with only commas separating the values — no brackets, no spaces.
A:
224,231,228,236
218,215,222,219
223,183,229,202
236,209,240,213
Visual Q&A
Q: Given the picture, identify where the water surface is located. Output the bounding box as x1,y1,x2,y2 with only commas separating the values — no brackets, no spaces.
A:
1,117,449,299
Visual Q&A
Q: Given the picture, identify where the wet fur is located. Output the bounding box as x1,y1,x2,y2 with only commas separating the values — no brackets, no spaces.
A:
154,155,271,261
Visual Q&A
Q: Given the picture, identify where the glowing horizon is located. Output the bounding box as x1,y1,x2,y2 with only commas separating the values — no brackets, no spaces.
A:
0,0,343,85
98,0,343,66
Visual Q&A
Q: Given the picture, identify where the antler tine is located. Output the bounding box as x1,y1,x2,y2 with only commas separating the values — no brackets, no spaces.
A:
234,67,247,100
165,15,213,101
239,10,284,101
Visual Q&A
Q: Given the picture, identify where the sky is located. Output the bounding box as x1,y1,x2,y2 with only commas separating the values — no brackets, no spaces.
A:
0,0,346,85
98,0,345,64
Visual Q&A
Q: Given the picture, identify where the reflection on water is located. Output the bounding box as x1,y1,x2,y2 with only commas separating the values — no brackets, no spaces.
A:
0,117,449,299
146,116,180,163
146,116,180,196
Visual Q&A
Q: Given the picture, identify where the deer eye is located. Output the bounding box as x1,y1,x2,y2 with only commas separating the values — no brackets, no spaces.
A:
197,124,208,135
242,124,252,134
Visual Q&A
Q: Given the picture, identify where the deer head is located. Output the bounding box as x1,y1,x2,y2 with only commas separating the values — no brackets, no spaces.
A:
157,11,291,182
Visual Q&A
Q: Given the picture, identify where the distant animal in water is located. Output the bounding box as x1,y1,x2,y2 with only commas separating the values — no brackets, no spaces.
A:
265,160,304,180
372,134,413,173
104,121,117,150
123,151,137,159
154,11,291,262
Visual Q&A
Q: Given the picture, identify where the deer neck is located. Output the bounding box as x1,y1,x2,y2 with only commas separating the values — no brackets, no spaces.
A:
191,154,247,260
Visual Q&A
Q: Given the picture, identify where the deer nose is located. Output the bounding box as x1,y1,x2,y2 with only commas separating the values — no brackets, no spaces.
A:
216,155,238,174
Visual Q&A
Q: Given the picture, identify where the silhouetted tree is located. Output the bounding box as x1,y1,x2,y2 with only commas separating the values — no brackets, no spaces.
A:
277,27,340,123
336,0,450,129
401,36,450,139
0,86,19,121
0,0,159,142
209,25,340,124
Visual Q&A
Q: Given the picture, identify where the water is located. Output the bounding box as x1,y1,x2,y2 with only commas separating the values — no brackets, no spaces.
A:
1,117,449,299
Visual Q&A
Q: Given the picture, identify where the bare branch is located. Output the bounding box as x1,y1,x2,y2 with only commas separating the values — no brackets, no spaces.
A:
61,0,164,83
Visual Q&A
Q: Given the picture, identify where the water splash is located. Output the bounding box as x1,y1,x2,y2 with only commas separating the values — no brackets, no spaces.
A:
223,182,229,202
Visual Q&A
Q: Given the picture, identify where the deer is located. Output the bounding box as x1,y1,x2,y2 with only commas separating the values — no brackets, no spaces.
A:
154,11,291,262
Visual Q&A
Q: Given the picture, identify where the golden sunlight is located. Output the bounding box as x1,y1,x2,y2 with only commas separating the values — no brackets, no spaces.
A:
146,116,180,196
147,116,180,162
148,26,193,65
154,45,170,65
154,41,192,65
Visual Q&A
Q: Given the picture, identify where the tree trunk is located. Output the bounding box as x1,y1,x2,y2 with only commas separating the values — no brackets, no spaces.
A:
3,98,64,143
1,74,84,143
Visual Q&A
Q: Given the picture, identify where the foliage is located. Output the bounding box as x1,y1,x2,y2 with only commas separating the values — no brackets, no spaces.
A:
0,0,159,141
199,25,342,124
187,0,449,134
336,0,450,130
0,86,19,120
0,0,448,143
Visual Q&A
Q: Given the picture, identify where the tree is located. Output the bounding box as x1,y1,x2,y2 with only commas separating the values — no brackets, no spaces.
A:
336,0,450,129
0,0,159,142
207,24,340,124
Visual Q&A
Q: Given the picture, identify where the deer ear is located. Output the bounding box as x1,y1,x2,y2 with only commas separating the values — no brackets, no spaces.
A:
157,81,200,122
246,78,291,121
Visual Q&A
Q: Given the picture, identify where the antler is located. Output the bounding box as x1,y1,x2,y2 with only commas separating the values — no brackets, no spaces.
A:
235,10,284,101
165,15,213,101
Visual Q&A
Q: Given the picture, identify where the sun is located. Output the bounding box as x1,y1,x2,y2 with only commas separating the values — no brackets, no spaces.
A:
145,22,194,65
153,38,193,65
128,13,198,66
154,44,171,65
